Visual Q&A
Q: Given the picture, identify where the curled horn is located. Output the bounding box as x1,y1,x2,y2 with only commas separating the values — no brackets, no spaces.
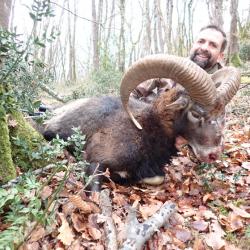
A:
211,66,241,104
120,54,216,129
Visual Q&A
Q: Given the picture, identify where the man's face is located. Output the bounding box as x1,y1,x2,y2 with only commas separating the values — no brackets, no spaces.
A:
189,28,224,70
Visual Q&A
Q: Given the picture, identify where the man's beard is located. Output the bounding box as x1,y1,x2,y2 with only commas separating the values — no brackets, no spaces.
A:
190,50,212,69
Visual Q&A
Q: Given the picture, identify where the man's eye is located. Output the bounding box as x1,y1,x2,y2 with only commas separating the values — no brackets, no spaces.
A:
210,42,217,48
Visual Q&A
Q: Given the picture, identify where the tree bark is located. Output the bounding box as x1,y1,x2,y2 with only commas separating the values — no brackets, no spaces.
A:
206,0,224,29
118,0,126,72
0,0,12,29
166,0,173,53
228,0,242,66
0,1,48,183
92,0,100,71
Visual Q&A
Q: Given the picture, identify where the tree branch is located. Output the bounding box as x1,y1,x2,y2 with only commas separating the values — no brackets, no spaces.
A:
100,189,118,250
121,201,176,250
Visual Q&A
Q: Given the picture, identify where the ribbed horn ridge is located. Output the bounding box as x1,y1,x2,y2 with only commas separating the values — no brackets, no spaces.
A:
120,54,217,129
211,66,241,105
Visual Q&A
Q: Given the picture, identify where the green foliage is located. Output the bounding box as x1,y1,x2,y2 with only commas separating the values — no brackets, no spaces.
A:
67,127,86,161
230,53,242,67
28,0,55,21
0,0,57,116
0,174,44,249
0,128,87,249
245,225,250,238
84,53,122,97
239,43,250,62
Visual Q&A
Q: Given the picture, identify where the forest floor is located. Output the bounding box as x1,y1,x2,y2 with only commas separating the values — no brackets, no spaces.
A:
1,84,250,250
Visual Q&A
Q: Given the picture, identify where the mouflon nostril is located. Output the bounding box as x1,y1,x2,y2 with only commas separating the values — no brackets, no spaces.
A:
208,153,218,161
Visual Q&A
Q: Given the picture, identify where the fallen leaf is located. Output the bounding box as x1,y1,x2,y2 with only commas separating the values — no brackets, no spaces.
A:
71,213,86,232
29,226,46,242
202,193,214,203
40,186,53,200
88,227,102,240
191,220,208,232
69,195,100,214
204,232,225,250
242,161,250,170
175,228,192,243
193,237,206,250
219,213,244,232
228,203,250,218
112,192,128,206
139,201,163,220
57,213,75,246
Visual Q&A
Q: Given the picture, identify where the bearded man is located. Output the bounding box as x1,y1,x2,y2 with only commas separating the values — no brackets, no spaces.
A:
132,24,227,101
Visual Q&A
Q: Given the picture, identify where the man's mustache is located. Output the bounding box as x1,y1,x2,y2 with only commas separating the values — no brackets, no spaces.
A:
194,49,211,59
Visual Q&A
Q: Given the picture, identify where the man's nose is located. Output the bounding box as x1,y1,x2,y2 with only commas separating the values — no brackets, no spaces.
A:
200,42,209,51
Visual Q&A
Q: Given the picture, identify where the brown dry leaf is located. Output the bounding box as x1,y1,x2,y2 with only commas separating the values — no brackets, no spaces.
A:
246,175,250,184
53,171,66,181
224,242,242,250
219,213,244,232
112,192,128,206
189,182,201,196
129,193,141,203
202,193,215,203
8,118,18,128
57,213,75,246
204,232,225,250
198,206,217,220
69,195,100,214
71,212,86,232
20,242,40,250
69,239,85,250
139,200,163,220
182,178,190,194
29,225,46,242
204,219,226,250
87,227,102,240
191,220,209,232
193,237,206,250
62,201,76,216
242,161,250,170
169,212,185,226
40,186,53,200
175,228,192,243
228,203,250,218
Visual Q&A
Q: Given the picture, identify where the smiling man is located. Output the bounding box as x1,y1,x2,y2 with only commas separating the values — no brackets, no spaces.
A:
132,24,228,100
189,25,227,73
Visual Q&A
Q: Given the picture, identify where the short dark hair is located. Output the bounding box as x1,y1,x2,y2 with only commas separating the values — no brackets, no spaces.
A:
200,25,227,52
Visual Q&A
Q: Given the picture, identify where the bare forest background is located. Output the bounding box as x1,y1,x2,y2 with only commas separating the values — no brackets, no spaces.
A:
2,0,250,98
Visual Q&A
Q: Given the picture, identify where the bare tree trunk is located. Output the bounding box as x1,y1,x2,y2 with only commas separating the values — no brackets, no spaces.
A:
156,0,164,53
187,0,194,52
98,0,103,49
9,0,16,31
228,0,241,66
153,0,159,53
0,0,12,29
118,0,126,72
104,0,115,54
166,0,173,53
92,0,99,70
72,0,77,82
140,0,152,57
206,0,224,28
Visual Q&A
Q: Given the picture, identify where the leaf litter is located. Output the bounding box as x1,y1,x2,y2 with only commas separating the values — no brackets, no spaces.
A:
5,87,250,249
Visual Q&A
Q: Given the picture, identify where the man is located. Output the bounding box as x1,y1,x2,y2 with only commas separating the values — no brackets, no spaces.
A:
132,24,227,101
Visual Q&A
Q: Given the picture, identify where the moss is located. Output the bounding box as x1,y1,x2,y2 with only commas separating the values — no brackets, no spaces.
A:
230,53,242,67
0,104,16,183
9,110,49,171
